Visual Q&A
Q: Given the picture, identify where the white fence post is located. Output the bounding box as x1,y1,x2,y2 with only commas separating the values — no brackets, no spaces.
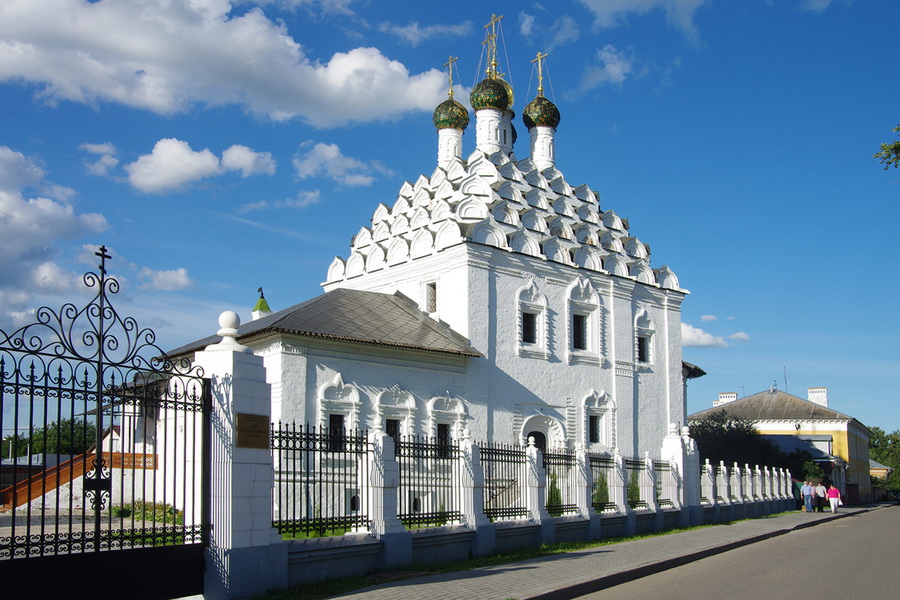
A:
525,437,555,544
459,434,496,556
194,311,287,600
367,430,411,568
575,446,602,538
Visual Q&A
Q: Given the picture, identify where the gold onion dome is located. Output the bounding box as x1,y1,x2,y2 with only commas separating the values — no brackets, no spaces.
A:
523,95,560,130
433,97,469,130
470,78,510,111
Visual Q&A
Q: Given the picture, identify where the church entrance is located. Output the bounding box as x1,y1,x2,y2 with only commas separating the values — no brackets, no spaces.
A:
527,430,547,453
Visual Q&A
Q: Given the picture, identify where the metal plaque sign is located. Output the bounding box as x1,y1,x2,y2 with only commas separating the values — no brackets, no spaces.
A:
236,413,270,449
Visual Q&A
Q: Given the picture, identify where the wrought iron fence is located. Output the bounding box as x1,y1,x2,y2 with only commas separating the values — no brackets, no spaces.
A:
624,457,646,509
480,442,528,521
395,435,462,528
588,454,617,513
0,246,209,561
543,449,578,516
653,460,675,508
271,422,370,538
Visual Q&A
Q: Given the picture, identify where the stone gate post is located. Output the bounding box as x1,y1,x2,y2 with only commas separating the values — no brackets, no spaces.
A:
193,311,287,599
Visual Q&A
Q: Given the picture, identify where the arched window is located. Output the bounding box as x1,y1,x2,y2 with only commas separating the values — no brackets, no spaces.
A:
517,278,550,360
567,277,602,365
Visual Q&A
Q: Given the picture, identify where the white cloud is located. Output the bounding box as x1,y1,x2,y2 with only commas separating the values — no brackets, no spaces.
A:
802,0,832,12
125,139,221,193
237,190,321,213
80,142,119,176
729,331,750,341
138,267,193,291
519,12,535,37
0,0,446,127
700,314,717,322
293,142,392,186
579,45,633,90
0,146,108,323
221,145,277,177
378,20,473,47
577,0,707,43
681,323,727,348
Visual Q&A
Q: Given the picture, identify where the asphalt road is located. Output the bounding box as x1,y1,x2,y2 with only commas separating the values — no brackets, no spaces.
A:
573,506,899,600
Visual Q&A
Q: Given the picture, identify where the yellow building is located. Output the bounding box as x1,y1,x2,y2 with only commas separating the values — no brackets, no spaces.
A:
689,387,872,503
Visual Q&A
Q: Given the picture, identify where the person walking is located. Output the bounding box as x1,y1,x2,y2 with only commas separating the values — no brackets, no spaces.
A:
800,481,814,512
815,481,827,512
827,484,842,513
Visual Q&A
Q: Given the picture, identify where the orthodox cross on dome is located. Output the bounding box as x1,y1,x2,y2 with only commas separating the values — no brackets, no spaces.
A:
443,55,458,98
482,13,503,79
532,51,549,97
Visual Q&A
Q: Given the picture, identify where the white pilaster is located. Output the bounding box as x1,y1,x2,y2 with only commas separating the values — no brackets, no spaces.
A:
437,128,464,165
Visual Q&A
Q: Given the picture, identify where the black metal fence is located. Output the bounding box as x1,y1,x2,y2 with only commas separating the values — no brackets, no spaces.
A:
624,457,646,509
588,455,617,512
395,435,462,528
271,423,370,538
653,460,674,508
0,246,209,599
480,442,528,521
543,450,578,516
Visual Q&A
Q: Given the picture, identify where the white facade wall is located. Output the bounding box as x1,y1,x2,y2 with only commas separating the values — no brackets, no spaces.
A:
323,241,685,454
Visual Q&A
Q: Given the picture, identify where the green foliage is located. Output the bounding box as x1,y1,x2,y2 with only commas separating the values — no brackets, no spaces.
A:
869,427,900,496
111,501,184,525
592,472,609,508
874,124,900,170
627,473,641,508
546,470,563,516
1,418,97,458
689,411,782,467
801,458,825,481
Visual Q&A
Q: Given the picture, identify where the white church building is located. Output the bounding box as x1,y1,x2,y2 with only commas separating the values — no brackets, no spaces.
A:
171,40,689,458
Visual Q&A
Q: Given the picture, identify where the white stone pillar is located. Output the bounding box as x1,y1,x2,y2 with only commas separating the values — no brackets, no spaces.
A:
500,109,515,155
367,430,411,568
575,446,602,539
529,125,556,170
525,437,555,544
459,435,496,556
475,108,503,154
194,311,287,600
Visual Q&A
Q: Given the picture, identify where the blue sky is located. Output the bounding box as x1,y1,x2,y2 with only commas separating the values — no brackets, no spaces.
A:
1,0,898,432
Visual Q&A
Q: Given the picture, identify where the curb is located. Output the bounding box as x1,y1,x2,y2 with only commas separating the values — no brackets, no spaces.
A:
523,507,879,600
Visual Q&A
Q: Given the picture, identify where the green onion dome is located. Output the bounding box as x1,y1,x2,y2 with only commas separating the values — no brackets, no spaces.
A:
470,78,510,111
523,95,560,130
432,98,470,130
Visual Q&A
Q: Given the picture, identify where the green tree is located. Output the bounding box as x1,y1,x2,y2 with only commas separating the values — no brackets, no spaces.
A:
1,418,96,458
689,411,781,467
868,427,900,497
874,124,900,170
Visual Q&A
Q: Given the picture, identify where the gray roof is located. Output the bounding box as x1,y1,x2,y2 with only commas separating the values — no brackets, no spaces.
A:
168,288,482,359
688,389,854,422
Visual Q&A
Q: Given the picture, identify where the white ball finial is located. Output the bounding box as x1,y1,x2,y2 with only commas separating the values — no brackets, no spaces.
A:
205,310,253,353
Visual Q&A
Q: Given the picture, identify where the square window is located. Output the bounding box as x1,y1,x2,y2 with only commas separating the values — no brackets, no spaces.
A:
573,314,588,350
522,312,538,344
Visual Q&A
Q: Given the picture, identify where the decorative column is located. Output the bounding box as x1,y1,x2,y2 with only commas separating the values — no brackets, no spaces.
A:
194,311,287,600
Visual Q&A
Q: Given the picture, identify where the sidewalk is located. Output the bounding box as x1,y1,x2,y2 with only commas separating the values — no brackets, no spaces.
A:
329,504,892,600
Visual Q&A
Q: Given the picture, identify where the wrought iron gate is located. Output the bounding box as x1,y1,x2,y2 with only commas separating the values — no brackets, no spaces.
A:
0,247,210,599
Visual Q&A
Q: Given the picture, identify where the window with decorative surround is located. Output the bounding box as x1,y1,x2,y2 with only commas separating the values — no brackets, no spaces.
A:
517,279,549,359
635,309,654,368
567,277,601,365
583,391,615,451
